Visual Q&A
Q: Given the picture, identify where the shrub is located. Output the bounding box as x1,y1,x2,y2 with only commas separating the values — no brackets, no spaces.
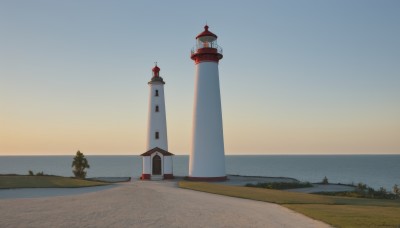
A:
28,170,34,176
316,184,399,200
245,181,313,190
378,187,387,195
367,187,375,197
356,182,367,193
393,184,400,196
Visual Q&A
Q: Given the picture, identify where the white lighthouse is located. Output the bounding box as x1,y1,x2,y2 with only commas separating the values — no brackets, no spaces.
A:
140,64,174,180
188,25,226,181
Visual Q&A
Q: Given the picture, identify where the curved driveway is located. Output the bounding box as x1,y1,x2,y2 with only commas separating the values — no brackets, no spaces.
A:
0,181,330,227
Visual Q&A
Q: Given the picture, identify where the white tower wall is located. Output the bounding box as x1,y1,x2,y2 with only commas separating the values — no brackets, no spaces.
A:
142,156,151,174
189,61,226,178
163,156,173,174
146,83,168,151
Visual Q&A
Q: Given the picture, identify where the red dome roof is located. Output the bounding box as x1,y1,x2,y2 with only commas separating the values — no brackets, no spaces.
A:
152,65,160,74
196,25,217,39
149,63,165,84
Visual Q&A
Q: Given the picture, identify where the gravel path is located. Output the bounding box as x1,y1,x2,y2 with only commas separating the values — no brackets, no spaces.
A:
0,181,330,227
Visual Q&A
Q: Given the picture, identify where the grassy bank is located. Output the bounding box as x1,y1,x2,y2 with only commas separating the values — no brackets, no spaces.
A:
179,181,400,227
0,175,109,189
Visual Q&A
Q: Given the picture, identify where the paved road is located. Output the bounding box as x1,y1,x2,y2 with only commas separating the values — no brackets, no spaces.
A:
0,181,330,227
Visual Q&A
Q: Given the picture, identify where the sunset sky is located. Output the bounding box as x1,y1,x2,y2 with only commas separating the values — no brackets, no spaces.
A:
1,0,399,155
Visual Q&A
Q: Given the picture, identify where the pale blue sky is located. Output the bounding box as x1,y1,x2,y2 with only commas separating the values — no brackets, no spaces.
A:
1,0,399,155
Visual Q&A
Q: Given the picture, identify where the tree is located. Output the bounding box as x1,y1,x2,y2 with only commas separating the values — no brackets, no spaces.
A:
322,176,329,184
393,184,400,196
378,187,387,197
356,182,367,193
367,187,375,197
72,150,90,179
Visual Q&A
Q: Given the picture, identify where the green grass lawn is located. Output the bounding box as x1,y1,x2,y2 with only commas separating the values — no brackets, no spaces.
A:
179,181,400,228
0,175,109,189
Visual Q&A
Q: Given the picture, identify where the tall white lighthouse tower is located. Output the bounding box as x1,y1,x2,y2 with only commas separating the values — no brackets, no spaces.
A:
140,64,174,180
188,25,226,181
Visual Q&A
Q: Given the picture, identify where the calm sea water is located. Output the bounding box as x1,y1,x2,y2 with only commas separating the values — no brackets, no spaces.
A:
0,155,399,190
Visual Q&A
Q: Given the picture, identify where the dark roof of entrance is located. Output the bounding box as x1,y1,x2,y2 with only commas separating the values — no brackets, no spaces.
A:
140,147,174,156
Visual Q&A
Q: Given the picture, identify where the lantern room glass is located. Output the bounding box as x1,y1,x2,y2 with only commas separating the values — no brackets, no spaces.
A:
197,36,218,49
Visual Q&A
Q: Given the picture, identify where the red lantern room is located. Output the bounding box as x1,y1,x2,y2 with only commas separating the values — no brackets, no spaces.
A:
191,25,223,64
196,25,218,47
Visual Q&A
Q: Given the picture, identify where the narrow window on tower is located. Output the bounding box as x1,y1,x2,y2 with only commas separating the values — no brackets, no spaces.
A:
155,90,159,97
155,132,159,139
155,105,159,112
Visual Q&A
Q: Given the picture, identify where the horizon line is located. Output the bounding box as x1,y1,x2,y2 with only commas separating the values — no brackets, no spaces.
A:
1,153,399,156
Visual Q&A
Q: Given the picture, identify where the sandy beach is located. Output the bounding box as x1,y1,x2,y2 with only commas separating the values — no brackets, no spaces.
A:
0,180,330,228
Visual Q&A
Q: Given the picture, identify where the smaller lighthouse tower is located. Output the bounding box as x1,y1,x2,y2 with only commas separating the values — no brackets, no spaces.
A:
146,64,168,151
140,64,174,180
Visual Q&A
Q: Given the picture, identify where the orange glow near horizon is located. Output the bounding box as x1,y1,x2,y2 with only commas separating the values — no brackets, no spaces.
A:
1,107,399,155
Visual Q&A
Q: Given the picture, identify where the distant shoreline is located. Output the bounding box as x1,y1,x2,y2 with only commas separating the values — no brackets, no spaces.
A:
1,153,399,156
1,155,398,190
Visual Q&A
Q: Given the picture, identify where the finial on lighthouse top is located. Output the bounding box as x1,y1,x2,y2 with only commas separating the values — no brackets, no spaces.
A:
149,62,165,84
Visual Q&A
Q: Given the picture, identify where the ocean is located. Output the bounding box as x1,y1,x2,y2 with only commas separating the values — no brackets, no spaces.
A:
0,155,399,190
